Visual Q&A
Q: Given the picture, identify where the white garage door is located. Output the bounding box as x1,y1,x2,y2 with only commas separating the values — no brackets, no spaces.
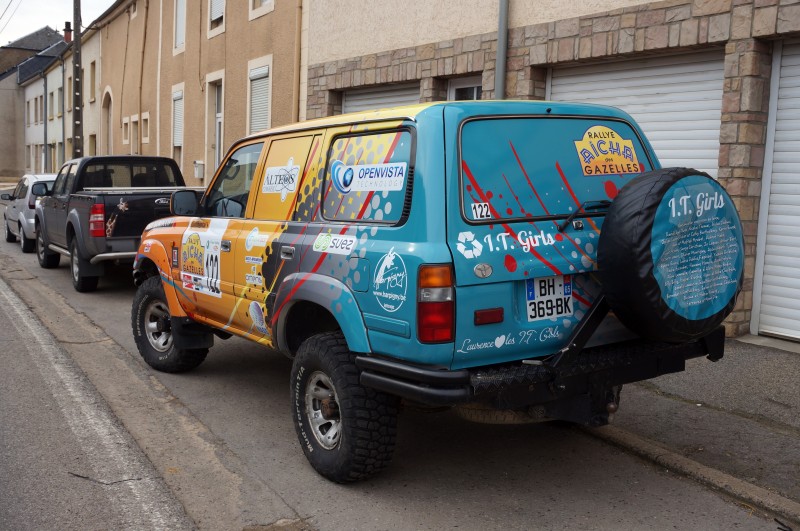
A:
342,83,420,114
754,42,800,340
548,52,725,177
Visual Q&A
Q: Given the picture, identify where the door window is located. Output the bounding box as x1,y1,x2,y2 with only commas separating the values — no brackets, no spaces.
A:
51,165,71,195
205,142,264,218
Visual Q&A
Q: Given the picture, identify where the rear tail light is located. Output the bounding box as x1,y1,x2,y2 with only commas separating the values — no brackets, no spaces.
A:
89,204,105,238
28,196,36,210
417,264,454,343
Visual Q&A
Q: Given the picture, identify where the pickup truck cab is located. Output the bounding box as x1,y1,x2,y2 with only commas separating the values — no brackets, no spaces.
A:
34,155,191,292
131,101,744,482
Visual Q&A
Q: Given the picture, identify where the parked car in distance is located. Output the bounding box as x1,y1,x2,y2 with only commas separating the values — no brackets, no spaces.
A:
2,173,57,252
33,156,196,292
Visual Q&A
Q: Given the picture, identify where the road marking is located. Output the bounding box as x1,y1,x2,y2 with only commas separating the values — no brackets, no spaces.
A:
0,276,187,530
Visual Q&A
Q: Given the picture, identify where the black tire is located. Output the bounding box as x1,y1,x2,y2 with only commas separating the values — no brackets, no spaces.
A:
70,239,99,293
598,167,744,343
36,225,60,268
19,224,34,253
4,217,16,243
132,276,208,373
291,332,399,483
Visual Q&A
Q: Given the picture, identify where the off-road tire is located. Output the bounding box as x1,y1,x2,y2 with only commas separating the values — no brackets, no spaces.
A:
291,332,399,483
132,276,208,373
4,217,16,242
36,225,60,268
19,224,34,253
70,239,99,292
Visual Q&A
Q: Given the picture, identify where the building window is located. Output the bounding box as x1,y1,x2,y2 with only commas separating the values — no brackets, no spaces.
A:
249,0,274,20
26,145,31,168
141,112,150,144
209,0,225,36
90,61,96,102
248,62,271,134
123,117,130,144
57,87,64,116
34,97,39,123
173,88,184,162
131,115,139,154
448,75,483,101
174,0,186,52
26,101,30,126
88,135,97,156
48,92,54,120
67,76,73,110
39,96,44,122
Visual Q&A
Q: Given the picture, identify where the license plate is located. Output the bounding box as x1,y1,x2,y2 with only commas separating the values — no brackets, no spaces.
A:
526,275,573,322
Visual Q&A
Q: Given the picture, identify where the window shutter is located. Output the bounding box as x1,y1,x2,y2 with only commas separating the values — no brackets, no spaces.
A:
175,0,185,46
173,91,184,147
249,66,270,134
210,0,225,21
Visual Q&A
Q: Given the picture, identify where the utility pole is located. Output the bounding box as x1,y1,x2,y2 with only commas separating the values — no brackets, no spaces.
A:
72,0,83,157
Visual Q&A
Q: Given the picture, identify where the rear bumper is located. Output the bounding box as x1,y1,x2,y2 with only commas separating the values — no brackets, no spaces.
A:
356,327,724,407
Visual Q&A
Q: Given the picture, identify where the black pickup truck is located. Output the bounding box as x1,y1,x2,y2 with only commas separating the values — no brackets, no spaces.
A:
33,156,198,292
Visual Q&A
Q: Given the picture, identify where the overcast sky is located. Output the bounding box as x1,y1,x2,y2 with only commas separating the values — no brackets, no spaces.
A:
1,0,113,45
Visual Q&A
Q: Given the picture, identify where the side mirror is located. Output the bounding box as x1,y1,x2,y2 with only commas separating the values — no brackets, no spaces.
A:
171,189,199,216
30,183,49,196
0,193,11,201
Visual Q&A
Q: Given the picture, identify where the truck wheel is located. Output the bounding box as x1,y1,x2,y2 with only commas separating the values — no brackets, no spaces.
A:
132,276,208,373
70,240,99,292
4,216,16,242
36,226,60,268
598,168,744,343
291,332,399,483
19,224,34,253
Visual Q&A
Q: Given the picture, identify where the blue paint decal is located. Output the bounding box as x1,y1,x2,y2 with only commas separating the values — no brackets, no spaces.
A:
651,174,744,321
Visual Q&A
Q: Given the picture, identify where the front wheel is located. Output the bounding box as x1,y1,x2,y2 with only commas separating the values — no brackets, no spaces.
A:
4,217,16,243
19,224,34,253
70,240,99,292
131,276,208,373
290,332,399,483
36,226,60,268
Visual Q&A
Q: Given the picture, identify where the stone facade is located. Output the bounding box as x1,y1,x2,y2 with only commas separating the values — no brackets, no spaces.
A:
306,0,800,336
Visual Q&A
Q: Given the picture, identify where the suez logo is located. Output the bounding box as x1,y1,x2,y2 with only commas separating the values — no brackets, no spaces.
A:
312,232,357,256
330,160,407,194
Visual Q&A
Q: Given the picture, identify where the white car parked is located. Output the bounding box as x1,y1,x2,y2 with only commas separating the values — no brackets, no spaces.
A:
2,174,56,252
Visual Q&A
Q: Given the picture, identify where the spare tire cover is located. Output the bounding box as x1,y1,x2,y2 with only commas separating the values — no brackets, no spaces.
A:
598,167,744,343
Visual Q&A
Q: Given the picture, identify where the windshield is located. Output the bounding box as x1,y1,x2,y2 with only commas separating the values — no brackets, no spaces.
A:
459,117,652,223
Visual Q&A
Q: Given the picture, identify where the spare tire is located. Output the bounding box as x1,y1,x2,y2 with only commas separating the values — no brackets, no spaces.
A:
598,167,744,343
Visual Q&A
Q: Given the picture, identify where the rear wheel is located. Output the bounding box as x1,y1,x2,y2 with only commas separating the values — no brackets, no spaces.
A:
19,224,34,253
132,276,208,373
291,332,399,483
70,240,99,292
4,216,15,243
36,226,60,268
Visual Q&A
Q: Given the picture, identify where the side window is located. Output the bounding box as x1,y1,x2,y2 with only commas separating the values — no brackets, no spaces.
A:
13,181,24,198
322,129,413,224
64,164,79,193
51,165,71,195
205,142,264,218
19,182,29,198
252,135,316,220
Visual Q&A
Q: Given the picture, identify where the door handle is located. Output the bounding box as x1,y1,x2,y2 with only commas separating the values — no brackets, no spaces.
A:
280,246,295,260
221,240,231,252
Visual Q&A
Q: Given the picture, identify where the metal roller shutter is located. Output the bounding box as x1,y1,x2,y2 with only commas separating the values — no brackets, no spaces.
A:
548,52,725,178
172,91,183,147
755,42,800,340
250,66,270,134
342,83,420,113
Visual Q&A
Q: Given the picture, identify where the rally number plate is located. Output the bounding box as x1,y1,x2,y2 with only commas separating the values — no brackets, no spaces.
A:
526,275,573,322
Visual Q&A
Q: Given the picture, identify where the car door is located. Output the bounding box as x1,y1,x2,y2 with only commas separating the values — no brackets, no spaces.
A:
43,164,72,246
229,133,322,341
7,179,25,229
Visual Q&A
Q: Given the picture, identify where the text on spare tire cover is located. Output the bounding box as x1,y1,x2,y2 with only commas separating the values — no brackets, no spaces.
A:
650,175,744,321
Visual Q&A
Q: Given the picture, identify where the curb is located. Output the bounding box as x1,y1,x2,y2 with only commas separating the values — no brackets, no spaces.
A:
584,424,800,525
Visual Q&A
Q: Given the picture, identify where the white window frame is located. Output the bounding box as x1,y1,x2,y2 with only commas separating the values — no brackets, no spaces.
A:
208,0,225,39
205,70,225,176
447,75,483,101
172,83,185,167
141,111,150,144
131,114,140,154
247,55,272,135
122,116,130,145
249,0,274,20
173,0,186,54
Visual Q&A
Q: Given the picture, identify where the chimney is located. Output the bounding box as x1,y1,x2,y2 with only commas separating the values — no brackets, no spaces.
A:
64,21,72,43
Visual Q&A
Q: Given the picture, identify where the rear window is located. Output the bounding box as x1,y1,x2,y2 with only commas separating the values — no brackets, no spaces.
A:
459,117,652,223
80,161,180,189
322,129,413,224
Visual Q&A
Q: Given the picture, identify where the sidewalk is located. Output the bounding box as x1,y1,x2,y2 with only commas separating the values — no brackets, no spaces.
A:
592,335,800,523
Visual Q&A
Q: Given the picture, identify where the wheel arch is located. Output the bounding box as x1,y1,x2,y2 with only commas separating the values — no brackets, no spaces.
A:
134,240,189,319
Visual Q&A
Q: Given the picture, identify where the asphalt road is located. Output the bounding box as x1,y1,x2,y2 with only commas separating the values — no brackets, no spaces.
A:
0,202,777,529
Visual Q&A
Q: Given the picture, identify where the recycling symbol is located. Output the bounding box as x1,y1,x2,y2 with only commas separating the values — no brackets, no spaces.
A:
456,231,483,259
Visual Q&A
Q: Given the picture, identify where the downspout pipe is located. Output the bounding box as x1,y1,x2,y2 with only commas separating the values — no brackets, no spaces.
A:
42,73,49,170
494,0,508,100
